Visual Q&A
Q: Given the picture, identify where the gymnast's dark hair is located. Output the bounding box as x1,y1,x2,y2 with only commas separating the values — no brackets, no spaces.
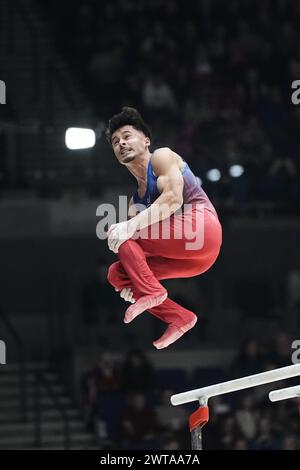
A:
105,107,152,144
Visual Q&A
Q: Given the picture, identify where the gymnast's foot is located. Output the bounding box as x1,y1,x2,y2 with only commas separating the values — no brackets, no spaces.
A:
124,290,168,324
153,315,197,350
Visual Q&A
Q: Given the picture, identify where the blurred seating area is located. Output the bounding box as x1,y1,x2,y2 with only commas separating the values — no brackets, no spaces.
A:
80,333,300,450
37,0,300,209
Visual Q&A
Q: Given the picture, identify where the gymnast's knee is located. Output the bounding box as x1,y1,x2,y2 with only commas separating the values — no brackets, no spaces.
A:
107,262,122,288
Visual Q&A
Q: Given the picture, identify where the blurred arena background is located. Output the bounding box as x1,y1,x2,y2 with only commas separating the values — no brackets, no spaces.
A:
0,0,299,450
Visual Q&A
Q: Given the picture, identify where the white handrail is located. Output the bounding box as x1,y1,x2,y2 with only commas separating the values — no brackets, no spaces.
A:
269,385,300,402
171,364,300,406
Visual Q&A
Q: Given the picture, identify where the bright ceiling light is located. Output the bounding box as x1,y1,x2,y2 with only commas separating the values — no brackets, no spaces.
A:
65,128,96,150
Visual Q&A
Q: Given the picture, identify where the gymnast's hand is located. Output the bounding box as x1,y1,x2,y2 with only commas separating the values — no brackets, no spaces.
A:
115,287,135,303
107,220,137,253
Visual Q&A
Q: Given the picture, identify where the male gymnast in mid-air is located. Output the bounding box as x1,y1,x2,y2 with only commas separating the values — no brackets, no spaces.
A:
106,107,222,349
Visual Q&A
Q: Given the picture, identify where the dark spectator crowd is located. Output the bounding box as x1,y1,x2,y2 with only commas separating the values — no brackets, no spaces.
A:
43,0,300,208
80,332,300,450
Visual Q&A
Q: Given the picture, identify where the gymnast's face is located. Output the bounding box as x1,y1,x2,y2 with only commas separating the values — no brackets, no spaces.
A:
111,125,150,165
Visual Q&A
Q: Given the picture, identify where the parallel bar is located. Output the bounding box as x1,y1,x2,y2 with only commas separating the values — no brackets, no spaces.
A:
171,364,300,406
269,385,300,402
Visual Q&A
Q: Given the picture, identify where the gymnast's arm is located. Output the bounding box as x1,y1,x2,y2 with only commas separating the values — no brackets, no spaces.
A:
128,147,184,232
128,196,136,219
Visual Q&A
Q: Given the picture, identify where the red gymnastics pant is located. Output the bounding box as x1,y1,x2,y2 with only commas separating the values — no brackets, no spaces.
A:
107,206,222,329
